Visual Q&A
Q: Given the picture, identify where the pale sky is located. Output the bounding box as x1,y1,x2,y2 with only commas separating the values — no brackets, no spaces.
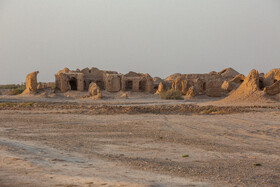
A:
0,0,280,84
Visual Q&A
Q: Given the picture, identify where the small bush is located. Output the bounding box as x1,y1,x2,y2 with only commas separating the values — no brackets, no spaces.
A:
11,87,25,95
160,89,183,100
201,107,224,115
201,108,217,114
253,163,262,167
20,102,34,107
51,84,56,89
182,154,189,158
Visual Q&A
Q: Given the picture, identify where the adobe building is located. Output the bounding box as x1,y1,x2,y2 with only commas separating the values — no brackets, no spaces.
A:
55,67,154,93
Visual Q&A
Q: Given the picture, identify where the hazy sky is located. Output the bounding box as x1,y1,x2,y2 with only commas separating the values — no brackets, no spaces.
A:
0,0,280,84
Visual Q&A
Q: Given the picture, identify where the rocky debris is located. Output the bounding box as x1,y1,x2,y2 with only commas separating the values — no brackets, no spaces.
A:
89,83,101,98
22,71,39,94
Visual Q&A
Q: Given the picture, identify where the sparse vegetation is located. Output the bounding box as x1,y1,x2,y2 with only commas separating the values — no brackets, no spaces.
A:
201,108,218,114
0,84,21,89
51,84,56,89
11,87,25,95
0,83,26,95
201,107,224,114
182,154,189,158
160,89,183,100
20,102,34,107
0,103,18,107
253,163,262,167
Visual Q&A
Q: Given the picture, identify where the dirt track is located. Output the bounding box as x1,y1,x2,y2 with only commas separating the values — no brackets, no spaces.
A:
0,94,280,187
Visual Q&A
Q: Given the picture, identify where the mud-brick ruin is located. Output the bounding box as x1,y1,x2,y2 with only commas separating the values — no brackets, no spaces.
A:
55,67,154,93
23,67,280,101
162,68,240,97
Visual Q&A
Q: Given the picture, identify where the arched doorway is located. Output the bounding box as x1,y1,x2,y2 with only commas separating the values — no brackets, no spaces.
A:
69,77,77,90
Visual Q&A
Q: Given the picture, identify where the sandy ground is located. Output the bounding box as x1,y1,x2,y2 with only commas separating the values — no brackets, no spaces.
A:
0,94,279,186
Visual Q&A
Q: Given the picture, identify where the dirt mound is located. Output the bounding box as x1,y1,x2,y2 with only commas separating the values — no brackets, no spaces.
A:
221,70,275,103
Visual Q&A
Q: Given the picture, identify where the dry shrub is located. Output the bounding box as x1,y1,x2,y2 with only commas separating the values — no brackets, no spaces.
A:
160,89,183,100
11,87,25,95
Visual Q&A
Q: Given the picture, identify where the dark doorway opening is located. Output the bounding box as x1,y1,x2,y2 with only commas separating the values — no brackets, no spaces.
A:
96,80,104,90
126,80,133,91
70,78,77,90
154,85,159,92
139,80,146,92
84,81,87,90
259,80,264,90
203,82,206,91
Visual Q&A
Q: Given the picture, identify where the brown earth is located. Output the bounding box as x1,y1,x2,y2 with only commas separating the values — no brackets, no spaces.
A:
0,95,279,187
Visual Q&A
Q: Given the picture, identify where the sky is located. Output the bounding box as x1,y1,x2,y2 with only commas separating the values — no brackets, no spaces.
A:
0,0,280,84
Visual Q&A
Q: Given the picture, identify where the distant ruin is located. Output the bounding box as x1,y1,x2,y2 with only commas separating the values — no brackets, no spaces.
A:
161,68,240,97
21,67,280,101
55,67,154,93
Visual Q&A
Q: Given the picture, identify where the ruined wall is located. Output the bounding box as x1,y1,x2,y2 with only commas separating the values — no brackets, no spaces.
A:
55,73,70,92
169,73,223,97
121,72,154,93
264,69,280,87
24,71,39,94
55,70,84,93
104,74,121,92
264,80,280,95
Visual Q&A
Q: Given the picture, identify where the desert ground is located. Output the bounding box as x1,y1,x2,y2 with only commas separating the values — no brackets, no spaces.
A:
0,92,279,187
